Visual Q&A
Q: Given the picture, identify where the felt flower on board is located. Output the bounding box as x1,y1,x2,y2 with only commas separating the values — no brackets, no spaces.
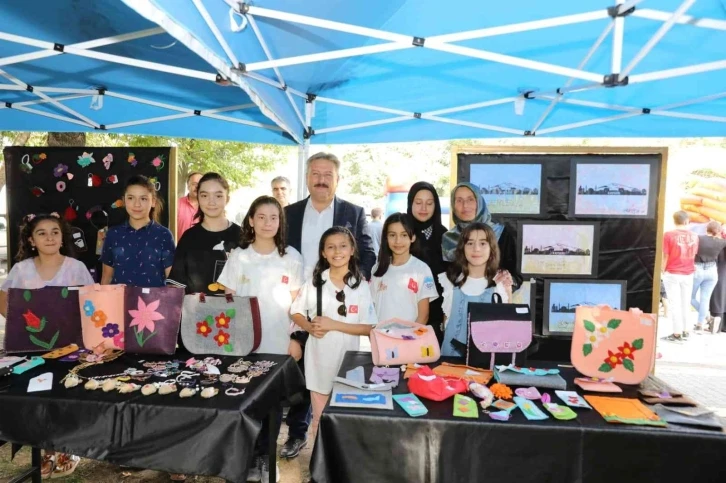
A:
128,297,164,334
83,300,95,317
53,163,68,178
127,153,137,167
39,153,47,160
196,320,212,337
101,323,120,339
214,330,230,347
91,310,108,328
617,341,637,360
23,310,42,330
113,332,125,348
77,152,95,168
215,312,231,328
603,350,622,369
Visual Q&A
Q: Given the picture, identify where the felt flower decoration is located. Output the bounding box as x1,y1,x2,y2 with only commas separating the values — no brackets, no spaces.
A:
617,341,637,360
101,323,120,339
215,312,231,328
53,163,69,178
83,300,95,317
91,310,108,328
113,332,125,348
128,297,164,334
490,383,513,400
214,330,230,347
77,152,95,168
39,153,47,160
102,153,113,170
127,153,137,167
23,310,42,330
603,350,623,369
196,320,212,337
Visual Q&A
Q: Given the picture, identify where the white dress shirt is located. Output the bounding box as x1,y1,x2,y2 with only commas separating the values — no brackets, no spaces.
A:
301,198,335,280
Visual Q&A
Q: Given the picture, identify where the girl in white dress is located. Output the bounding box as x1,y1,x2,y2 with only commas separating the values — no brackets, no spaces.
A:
370,213,438,323
290,226,378,439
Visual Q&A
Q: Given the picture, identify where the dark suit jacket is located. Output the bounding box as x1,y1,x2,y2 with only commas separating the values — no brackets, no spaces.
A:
285,196,376,279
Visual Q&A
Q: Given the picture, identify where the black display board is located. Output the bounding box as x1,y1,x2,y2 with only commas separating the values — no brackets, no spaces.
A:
457,152,663,361
4,147,176,278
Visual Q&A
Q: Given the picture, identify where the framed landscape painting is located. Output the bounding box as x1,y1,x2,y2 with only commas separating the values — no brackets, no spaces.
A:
543,280,627,336
569,157,658,218
469,160,544,216
517,221,600,278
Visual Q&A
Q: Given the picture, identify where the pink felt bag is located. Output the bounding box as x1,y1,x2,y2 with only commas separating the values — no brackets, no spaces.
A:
370,319,440,366
571,305,656,385
79,284,126,351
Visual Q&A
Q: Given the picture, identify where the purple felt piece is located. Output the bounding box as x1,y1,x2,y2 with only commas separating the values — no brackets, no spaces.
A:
370,366,400,387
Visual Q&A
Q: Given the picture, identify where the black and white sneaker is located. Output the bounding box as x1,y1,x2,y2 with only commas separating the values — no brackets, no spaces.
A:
260,459,280,483
246,456,262,482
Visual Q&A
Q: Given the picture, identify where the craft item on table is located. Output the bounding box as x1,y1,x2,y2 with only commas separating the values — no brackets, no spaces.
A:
60,349,90,362
488,411,512,421
0,356,26,369
652,404,723,431
227,358,251,373
79,284,125,351
514,396,549,420
541,393,551,404
403,363,424,379
571,305,657,385
12,356,45,374
77,152,95,168
63,374,81,388
515,387,542,400
330,381,394,410
585,396,667,427
555,391,592,409
369,319,440,366
85,379,100,390
102,153,113,170
20,154,33,174
142,383,158,396
4,286,83,353
180,387,198,398
102,379,118,392
393,393,428,417
657,405,713,418
125,287,184,355
225,387,245,396
468,382,494,408
152,154,166,171
432,362,493,385
466,295,533,370
201,374,219,385
42,344,80,360
490,383,513,400
638,389,697,407
371,366,400,387
453,394,479,418
159,382,177,395
346,366,365,383
119,383,140,394
201,387,219,399
493,364,567,390
408,366,468,402
333,377,391,391
28,372,53,393
574,377,623,393
127,152,137,167
543,403,578,421
181,293,261,356
492,399,517,412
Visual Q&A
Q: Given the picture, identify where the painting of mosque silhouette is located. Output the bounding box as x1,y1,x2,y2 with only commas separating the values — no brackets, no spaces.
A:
543,280,626,335
571,162,654,217
519,222,598,277
470,163,543,214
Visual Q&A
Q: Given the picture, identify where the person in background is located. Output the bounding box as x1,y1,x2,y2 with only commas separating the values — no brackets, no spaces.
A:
368,207,384,256
177,171,203,240
692,221,726,332
271,176,291,208
661,210,699,342
710,224,726,334
407,182,448,344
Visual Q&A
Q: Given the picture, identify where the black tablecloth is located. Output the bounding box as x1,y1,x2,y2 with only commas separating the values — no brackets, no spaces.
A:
0,352,304,483
311,352,726,483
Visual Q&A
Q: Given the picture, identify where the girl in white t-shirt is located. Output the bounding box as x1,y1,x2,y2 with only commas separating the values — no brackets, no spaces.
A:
440,222,514,357
290,226,378,439
370,213,438,323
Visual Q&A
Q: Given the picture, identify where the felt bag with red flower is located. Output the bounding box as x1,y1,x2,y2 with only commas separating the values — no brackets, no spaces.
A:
180,293,261,356
4,287,82,353
408,366,468,402
571,305,656,385
124,286,184,355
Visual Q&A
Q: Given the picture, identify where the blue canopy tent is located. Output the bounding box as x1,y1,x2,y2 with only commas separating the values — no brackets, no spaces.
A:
1,1,725,155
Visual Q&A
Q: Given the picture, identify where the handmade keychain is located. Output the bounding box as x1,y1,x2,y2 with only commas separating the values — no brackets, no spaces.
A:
20,154,33,174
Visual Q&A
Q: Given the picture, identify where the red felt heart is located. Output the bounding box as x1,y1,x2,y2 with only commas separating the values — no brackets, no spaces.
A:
92,174,102,187
64,207,77,222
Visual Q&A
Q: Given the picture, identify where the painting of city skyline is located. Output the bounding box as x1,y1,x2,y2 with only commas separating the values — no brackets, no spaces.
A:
543,280,627,335
570,160,657,217
470,163,543,215
518,222,599,277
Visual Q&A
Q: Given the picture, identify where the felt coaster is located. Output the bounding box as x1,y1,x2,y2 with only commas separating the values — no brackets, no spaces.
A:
393,393,428,417
513,397,549,420
555,390,592,409
453,394,479,418
543,403,578,420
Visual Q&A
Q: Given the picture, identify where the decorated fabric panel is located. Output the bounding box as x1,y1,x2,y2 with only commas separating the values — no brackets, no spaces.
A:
124,286,184,355
78,284,126,351
571,306,656,385
4,287,82,353
180,294,261,356
369,319,440,366
585,396,667,427
3,147,173,276
466,301,533,369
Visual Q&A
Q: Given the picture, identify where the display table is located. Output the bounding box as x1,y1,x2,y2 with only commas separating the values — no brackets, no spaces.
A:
311,351,726,483
0,352,305,483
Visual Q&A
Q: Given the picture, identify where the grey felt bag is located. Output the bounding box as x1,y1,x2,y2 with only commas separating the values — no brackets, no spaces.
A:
180,293,261,356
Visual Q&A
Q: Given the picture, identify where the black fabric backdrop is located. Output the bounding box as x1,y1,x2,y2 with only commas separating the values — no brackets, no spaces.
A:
0,352,305,483
3,147,173,277
311,352,726,483
457,153,661,361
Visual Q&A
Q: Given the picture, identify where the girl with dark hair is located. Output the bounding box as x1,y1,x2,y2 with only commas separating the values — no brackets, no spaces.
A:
440,222,513,357
407,182,449,343
290,226,377,439
370,213,438,323
100,175,175,286
168,173,241,295
0,213,92,478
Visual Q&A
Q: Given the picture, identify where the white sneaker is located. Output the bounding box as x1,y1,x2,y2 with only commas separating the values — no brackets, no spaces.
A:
246,456,262,482
712,317,722,334
260,459,280,483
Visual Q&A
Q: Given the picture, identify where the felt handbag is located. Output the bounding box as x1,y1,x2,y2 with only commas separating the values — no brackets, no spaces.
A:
124,286,184,355
4,287,83,353
369,318,440,366
493,364,567,390
79,284,126,351
408,366,468,402
571,305,656,385
180,293,261,356
466,294,533,370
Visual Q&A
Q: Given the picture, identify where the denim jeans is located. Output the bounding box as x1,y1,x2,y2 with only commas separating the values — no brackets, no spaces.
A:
691,263,718,325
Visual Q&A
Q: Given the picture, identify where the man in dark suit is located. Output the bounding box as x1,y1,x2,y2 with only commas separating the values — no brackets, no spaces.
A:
280,152,376,459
